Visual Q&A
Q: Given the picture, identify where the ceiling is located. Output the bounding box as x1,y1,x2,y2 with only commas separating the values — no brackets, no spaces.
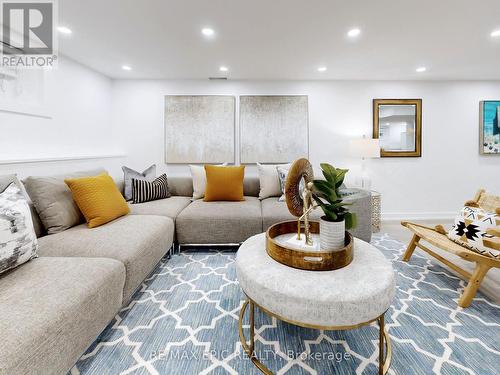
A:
59,0,500,80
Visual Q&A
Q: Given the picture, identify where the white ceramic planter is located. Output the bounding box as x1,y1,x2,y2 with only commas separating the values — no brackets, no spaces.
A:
320,218,345,251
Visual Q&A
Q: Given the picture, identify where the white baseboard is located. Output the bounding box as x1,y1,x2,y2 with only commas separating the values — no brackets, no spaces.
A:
381,211,456,222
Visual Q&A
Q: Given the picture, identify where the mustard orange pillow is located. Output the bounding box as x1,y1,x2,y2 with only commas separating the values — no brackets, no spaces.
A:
204,165,245,202
65,173,130,228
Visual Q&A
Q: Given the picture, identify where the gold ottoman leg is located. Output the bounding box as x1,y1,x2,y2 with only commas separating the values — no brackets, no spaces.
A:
379,314,392,374
238,299,273,375
239,300,392,374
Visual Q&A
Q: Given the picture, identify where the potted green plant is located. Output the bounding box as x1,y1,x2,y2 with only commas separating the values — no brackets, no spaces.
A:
312,163,357,250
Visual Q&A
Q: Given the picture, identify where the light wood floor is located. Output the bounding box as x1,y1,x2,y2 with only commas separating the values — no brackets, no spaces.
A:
380,220,453,243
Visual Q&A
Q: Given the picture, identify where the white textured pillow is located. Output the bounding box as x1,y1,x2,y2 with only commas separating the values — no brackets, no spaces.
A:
257,163,290,200
190,163,227,200
0,183,38,274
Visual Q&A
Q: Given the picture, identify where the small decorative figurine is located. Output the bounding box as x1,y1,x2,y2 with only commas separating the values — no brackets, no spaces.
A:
283,158,316,246
297,181,316,246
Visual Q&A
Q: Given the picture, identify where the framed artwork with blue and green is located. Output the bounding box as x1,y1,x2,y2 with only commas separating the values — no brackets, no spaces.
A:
480,101,500,154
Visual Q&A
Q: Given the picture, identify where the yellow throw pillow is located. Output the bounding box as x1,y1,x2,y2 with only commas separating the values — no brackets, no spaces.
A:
204,165,245,202
65,173,130,228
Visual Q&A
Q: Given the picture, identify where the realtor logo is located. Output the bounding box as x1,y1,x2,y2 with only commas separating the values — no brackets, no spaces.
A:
1,0,57,67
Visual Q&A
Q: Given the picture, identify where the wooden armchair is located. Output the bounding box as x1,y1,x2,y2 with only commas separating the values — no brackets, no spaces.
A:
401,189,500,308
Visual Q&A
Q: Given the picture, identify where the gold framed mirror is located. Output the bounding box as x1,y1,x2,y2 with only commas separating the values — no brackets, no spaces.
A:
373,99,422,157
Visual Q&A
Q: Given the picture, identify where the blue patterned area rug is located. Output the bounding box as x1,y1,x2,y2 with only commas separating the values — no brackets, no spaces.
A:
71,234,500,375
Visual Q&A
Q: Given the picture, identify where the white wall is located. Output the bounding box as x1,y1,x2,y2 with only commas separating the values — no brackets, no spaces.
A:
0,56,125,179
111,79,500,220
2,67,498,219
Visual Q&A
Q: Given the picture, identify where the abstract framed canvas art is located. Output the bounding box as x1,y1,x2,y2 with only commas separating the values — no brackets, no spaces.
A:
165,96,235,163
239,95,309,163
480,101,500,155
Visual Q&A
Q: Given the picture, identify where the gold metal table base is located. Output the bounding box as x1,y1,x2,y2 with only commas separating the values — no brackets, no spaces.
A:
238,299,392,375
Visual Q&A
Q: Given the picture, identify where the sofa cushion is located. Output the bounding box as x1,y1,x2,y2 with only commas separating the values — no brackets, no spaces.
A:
0,256,125,375
24,168,105,234
38,215,174,302
243,176,260,197
166,176,261,198
176,196,262,244
168,176,194,197
129,196,191,219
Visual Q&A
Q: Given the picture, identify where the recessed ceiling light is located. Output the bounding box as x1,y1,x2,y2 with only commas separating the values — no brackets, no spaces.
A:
491,29,500,37
219,66,228,72
122,65,132,71
347,28,361,37
317,66,327,72
416,67,427,73
201,28,215,37
57,26,72,34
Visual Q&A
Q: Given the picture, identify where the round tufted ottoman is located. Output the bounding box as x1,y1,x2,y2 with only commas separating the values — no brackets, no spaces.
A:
236,233,396,375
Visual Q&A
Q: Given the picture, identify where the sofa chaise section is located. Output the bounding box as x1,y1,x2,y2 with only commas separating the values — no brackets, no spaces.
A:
0,257,125,375
128,197,191,242
38,214,174,302
176,196,262,244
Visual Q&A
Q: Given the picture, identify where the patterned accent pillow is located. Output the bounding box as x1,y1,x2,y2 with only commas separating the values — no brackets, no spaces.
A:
122,164,156,201
277,165,304,202
131,174,170,204
0,183,38,274
447,206,499,258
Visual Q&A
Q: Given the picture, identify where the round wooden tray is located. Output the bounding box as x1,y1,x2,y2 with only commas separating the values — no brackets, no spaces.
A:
266,220,353,271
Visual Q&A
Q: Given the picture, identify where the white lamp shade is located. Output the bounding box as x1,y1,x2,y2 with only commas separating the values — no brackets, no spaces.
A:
349,138,380,158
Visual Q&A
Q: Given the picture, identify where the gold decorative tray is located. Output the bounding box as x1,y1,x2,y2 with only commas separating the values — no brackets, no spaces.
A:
266,221,354,271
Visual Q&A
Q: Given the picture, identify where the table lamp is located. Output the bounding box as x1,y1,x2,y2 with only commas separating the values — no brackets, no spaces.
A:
349,135,380,189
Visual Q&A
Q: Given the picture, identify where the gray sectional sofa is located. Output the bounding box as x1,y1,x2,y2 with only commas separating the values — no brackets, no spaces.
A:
0,173,371,375
167,176,372,246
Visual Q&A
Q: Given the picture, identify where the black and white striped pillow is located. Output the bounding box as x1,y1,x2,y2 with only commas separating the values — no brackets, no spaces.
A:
131,174,170,203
